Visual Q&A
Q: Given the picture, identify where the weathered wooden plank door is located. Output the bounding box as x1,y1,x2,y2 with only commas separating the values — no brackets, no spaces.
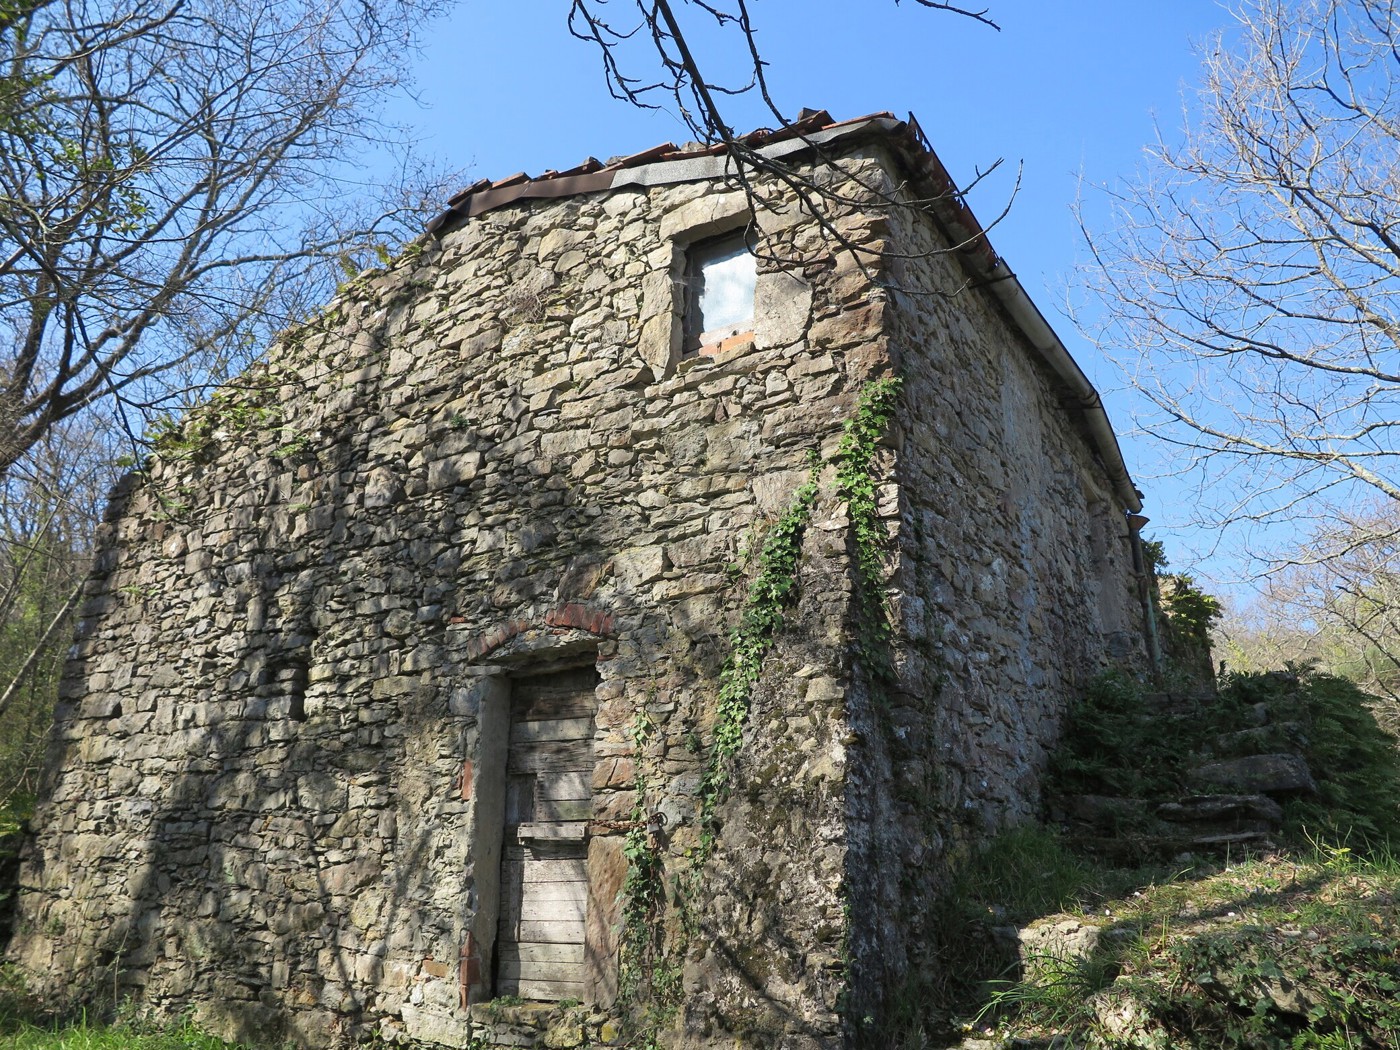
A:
496,667,597,1000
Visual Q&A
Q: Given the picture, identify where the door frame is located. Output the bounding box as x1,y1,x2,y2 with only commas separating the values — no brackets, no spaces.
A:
457,631,624,1008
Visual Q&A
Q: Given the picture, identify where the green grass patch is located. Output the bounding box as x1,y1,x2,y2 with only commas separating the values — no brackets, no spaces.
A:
949,824,1102,924
0,1014,249,1049
955,837,1400,1049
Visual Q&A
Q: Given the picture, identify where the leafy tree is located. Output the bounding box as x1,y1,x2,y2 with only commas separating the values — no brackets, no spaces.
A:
0,417,107,806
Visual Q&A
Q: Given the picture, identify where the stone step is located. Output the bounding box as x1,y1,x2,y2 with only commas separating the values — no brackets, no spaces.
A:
1065,829,1277,864
1139,689,1217,715
1209,722,1305,755
1058,791,1284,831
1156,792,1283,832
1054,793,1153,831
1187,753,1317,797
1057,788,1286,858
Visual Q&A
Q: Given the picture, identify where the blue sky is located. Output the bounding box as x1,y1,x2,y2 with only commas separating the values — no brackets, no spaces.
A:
384,1,1248,588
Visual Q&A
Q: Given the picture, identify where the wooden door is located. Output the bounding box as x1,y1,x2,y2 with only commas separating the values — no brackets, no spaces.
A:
496,667,597,1000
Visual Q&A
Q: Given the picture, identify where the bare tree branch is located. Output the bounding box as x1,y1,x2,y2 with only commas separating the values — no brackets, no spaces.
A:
0,578,76,722
0,0,455,480
565,0,1009,278
1081,0,1400,551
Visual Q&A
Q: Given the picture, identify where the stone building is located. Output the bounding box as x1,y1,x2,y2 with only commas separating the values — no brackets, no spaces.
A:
8,111,1151,1048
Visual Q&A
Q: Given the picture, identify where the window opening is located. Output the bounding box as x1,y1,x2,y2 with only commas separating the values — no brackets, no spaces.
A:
683,229,756,356
268,639,312,722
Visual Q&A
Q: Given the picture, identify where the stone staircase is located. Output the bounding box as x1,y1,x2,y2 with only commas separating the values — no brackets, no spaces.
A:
949,684,1319,1049
944,670,1400,1050
1049,683,1318,862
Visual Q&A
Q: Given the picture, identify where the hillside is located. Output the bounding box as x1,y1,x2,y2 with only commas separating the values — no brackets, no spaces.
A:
930,670,1400,1050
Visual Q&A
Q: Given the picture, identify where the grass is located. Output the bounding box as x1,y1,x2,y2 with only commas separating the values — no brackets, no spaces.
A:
951,832,1400,1049
928,666,1400,1049
947,823,1191,925
0,1014,248,1049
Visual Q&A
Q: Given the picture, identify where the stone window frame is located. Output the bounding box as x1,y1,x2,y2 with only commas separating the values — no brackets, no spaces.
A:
679,227,758,359
639,191,814,379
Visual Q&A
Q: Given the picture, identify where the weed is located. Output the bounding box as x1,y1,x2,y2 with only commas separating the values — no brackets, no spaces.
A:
0,1009,254,1047
1263,673,1400,844
1157,573,1222,648
271,432,312,461
396,240,427,265
143,380,281,468
975,947,1122,1031
1047,670,1183,799
615,710,682,1040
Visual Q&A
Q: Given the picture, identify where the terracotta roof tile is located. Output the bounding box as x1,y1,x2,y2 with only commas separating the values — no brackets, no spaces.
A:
426,110,906,235
557,157,604,177
609,142,680,169
445,178,491,208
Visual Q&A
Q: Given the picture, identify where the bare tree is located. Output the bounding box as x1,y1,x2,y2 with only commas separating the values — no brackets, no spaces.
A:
1080,0,1400,545
1218,508,1400,703
569,0,997,142
0,0,449,480
566,1,1009,268
0,0,1014,485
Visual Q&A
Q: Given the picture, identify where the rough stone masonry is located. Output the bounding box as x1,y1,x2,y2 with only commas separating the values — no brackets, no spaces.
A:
8,111,1151,1049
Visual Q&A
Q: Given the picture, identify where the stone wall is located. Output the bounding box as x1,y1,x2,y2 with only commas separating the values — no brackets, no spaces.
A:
7,130,1145,1049
836,152,1147,1028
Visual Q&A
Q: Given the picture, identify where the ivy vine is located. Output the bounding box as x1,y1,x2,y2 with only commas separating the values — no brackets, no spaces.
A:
834,376,901,683
616,713,681,1038
699,455,822,830
615,376,903,1042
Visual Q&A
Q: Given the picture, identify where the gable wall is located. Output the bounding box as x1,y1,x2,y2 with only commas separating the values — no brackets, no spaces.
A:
8,156,898,1048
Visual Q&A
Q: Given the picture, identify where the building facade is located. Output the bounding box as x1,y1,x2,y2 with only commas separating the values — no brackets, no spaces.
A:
8,112,1149,1048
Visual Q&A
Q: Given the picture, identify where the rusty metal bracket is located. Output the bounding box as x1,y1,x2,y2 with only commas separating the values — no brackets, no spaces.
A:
586,811,669,836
